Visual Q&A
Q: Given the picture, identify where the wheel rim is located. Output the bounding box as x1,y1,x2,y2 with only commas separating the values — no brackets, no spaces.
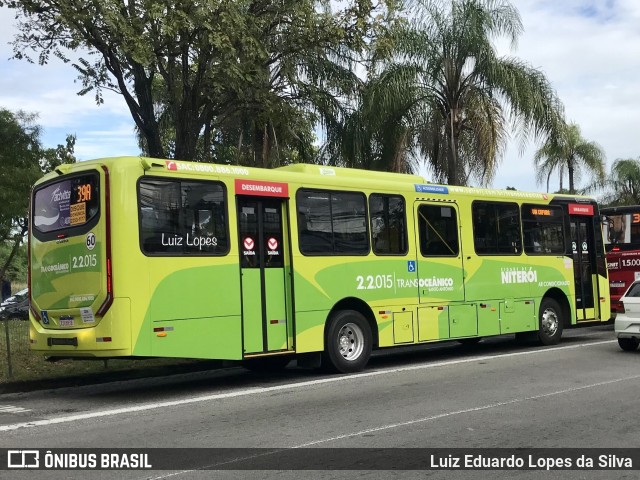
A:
541,307,559,337
337,322,364,361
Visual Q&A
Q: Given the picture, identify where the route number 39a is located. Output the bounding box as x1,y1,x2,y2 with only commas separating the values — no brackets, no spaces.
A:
86,232,96,250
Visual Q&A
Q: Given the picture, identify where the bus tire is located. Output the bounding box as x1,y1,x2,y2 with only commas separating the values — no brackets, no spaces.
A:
618,337,640,352
242,356,292,372
538,298,563,346
323,310,372,373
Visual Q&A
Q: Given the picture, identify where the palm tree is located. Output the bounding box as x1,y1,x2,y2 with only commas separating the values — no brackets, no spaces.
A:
375,0,564,185
534,122,605,194
597,158,640,206
320,64,424,174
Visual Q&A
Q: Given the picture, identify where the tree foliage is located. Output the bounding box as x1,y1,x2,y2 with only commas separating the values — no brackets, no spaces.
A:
323,0,564,185
3,0,398,166
597,157,640,206
0,108,76,284
534,122,605,194
3,0,611,193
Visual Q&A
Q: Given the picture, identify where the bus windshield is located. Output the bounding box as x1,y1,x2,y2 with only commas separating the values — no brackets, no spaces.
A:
32,172,100,237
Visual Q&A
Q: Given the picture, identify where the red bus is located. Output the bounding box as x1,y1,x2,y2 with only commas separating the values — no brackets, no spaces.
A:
602,205,640,314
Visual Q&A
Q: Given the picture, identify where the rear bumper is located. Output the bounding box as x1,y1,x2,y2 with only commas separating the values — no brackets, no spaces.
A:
29,298,131,357
614,314,640,339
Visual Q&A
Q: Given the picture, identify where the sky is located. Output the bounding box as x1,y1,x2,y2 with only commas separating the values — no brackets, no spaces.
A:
0,0,639,194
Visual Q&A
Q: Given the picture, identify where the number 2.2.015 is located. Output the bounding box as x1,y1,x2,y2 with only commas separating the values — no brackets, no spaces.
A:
356,274,393,290
72,254,97,269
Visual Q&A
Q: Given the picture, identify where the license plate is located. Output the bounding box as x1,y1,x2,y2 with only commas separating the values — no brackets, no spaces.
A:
60,319,74,327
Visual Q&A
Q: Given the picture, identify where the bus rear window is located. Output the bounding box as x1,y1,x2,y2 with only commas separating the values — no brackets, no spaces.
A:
33,173,100,236
138,178,229,256
603,213,640,250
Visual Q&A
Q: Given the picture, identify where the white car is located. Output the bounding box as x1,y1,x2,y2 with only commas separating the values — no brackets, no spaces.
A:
615,281,640,351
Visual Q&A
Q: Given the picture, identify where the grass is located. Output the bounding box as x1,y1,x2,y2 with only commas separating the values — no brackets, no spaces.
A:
0,318,216,389
0,282,213,387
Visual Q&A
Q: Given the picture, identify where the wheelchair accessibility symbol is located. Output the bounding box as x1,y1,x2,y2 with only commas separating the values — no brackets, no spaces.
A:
408,261,416,272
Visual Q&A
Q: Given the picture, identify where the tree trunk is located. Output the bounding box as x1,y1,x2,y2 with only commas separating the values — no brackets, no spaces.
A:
203,122,212,163
0,222,27,288
261,123,270,169
143,127,164,159
237,130,244,165
174,117,198,161
128,64,164,158
392,130,408,173
568,157,575,194
174,98,202,161
447,109,459,185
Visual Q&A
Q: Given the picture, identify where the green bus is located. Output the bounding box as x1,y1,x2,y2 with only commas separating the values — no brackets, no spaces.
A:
28,157,609,372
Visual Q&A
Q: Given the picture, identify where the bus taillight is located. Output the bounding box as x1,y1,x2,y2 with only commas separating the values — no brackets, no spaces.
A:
106,259,112,293
96,165,113,317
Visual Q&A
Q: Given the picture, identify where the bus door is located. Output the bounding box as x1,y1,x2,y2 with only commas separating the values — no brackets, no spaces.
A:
414,202,471,340
237,189,292,355
569,204,600,321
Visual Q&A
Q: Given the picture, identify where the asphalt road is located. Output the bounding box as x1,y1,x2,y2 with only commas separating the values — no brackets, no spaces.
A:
1,324,638,480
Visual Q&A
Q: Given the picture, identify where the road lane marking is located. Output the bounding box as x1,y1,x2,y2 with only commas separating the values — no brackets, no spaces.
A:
0,405,31,414
0,339,616,432
295,373,640,446
148,360,640,479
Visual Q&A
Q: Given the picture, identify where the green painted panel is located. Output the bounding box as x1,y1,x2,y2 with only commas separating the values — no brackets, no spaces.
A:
393,312,414,344
449,304,477,338
477,303,501,337
500,300,535,333
294,310,326,353
418,306,449,341
133,264,242,357
31,237,105,313
147,264,241,321
265,268,288,351
306,259,419,308
242,269,263,353
416,258,465,304
465,258,573,302
151,316,242,359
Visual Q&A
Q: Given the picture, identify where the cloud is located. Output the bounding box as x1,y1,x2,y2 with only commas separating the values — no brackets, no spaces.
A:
1,2,638,192
0,7,138,160
491,0,640,192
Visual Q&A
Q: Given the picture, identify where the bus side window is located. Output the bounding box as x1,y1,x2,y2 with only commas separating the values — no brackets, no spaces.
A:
138,178,229,255
473,201,521,255
369,194,408,255
418,204,459,257
522,204,565,255
297,189,368,255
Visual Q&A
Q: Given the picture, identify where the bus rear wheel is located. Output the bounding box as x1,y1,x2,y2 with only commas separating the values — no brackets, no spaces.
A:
538,298,563,346
323,310,372,373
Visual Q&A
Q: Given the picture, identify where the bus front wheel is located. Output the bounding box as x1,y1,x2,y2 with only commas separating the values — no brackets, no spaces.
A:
538,298,563,346
323,310,372,373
